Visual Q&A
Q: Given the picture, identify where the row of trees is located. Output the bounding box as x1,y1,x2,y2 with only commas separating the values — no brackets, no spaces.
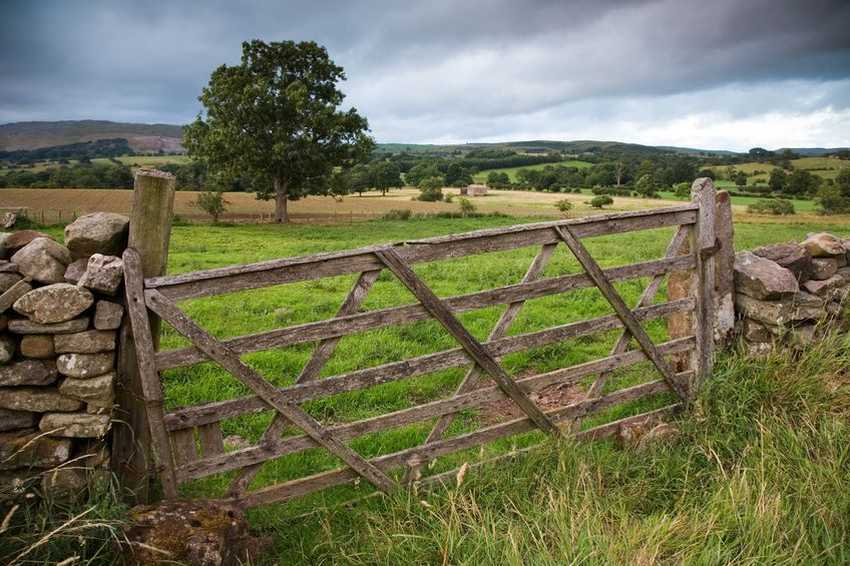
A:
0,162,133,189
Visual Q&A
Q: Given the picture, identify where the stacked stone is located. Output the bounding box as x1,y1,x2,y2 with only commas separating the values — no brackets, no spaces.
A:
735,232,850,356
0,212,128,496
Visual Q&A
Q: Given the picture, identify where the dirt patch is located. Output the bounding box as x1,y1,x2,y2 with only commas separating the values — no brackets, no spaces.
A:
478,372,589,426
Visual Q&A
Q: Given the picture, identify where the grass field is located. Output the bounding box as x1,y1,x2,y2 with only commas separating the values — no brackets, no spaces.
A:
17,211,850,564
473,159,593,182
711,156,849,185
3,185,845,226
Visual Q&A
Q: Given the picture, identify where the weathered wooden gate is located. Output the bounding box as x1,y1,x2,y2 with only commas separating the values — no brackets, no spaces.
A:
123,180,717,509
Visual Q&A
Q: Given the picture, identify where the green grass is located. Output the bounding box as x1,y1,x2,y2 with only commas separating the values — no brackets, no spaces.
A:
31,213,850,563
473,160,592,182
656,190,819,213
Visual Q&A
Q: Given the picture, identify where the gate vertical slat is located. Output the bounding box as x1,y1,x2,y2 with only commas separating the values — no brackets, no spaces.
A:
690,178,717,394
123,248,180,498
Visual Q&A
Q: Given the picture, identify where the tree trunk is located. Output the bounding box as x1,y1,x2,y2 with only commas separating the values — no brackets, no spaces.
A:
274,176,289,223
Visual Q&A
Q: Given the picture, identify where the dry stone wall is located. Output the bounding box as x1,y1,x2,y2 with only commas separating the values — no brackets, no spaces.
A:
0,212,128,497
734,232,850,355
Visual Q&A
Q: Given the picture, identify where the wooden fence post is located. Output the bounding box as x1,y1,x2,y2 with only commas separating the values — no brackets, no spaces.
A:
113,168,176,503
713,191,735,345
690,178,716,395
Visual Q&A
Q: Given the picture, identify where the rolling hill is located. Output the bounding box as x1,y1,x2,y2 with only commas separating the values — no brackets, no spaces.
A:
0,120,184,153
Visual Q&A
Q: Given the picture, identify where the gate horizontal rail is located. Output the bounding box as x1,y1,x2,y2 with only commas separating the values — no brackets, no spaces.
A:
124,186,716,509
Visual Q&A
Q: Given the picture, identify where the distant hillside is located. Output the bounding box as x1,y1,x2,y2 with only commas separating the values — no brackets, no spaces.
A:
0,120,184,153
775,147,850,157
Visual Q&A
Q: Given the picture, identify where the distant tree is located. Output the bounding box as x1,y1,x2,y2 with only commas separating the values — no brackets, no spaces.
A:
445,163,473,187
634,173,658,197
673,182,690,198
817,185,850,214
184,40,374,223
405,162,442,186
327,170,351,198
590,195,613,209
458,197,476,216
748,147,773,160
696,168,715,180
372,161,403,195
417,176,444,202
555,199,573,216
768,168,786,193
194,187,229,223
785,169,819,196
486,171,510,187
734,171,747,187
836,167,850,197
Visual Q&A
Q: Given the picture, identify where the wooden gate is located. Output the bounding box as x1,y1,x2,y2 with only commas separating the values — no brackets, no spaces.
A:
123,181,717,509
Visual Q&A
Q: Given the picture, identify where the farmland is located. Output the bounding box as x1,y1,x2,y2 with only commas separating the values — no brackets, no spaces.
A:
31,209,850,563
2,186,837,226
710,156,847,185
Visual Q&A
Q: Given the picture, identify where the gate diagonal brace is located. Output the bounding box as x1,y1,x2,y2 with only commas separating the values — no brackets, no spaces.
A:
375,247,563,438
144,289,397,495
553,226,689,402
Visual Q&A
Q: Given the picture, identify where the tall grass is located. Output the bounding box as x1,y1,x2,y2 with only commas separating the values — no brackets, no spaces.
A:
269,333,850,564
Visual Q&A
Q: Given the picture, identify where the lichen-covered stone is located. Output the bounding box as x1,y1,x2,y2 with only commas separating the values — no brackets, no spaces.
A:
39,412,111,438
63,258,89,283
0,359,58,386
733,251,798,300
0,388,83,412
0,333,14,364
10,237,72,284
742,318,783,343
42,467,87,497
124,500,264,566
8,317,90,335
13,283,94,324
802,233,845,257
64,212,129,259
94,300,124,330
20,334,54,358
56,352,114,378
0,429,72,470
0,272,22,293
0,408,37,431
0,279,32,314
2,230,51,255
78,254,123,295
751,242,812,281
735,292,826,326
59,372,115,402
54,330,116,354
802,274,846,298
810,258,839,281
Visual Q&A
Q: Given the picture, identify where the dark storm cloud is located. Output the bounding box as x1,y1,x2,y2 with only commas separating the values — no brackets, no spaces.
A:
1,0,849,148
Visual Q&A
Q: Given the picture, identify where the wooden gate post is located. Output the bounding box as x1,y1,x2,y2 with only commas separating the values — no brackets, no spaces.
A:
690,178,717,395
113,168,176,503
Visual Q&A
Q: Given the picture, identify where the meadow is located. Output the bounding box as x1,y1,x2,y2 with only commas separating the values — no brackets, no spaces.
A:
710,156,847,185
31,209,850,564
473,159,592,182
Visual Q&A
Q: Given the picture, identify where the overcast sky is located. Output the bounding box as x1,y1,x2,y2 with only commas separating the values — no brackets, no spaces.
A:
1,0,849,151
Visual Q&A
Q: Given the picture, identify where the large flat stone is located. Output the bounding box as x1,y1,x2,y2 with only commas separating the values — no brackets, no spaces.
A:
64,212,129,259
0,359,58,386
735,292,826,326
54,329,116,354
0,429,72,470
56,352,114,378
0,388,83,412
751,242,813,281
802,275,846,298
13,283,94,324
8,317,90,335
2,230,51,255
0,408,37,431
59,372,115,402
802,233,845,257
734,251,798,300
11,237,72,284
39,412,111,438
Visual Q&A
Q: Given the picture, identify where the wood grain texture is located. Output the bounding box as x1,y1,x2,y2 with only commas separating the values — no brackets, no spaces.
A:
691,178,717,393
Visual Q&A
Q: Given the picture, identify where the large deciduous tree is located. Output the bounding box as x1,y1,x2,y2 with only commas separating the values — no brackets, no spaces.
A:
184,40,374,223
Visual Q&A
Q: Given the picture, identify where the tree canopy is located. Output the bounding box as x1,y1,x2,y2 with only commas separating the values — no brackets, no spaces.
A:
184,40,374,222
